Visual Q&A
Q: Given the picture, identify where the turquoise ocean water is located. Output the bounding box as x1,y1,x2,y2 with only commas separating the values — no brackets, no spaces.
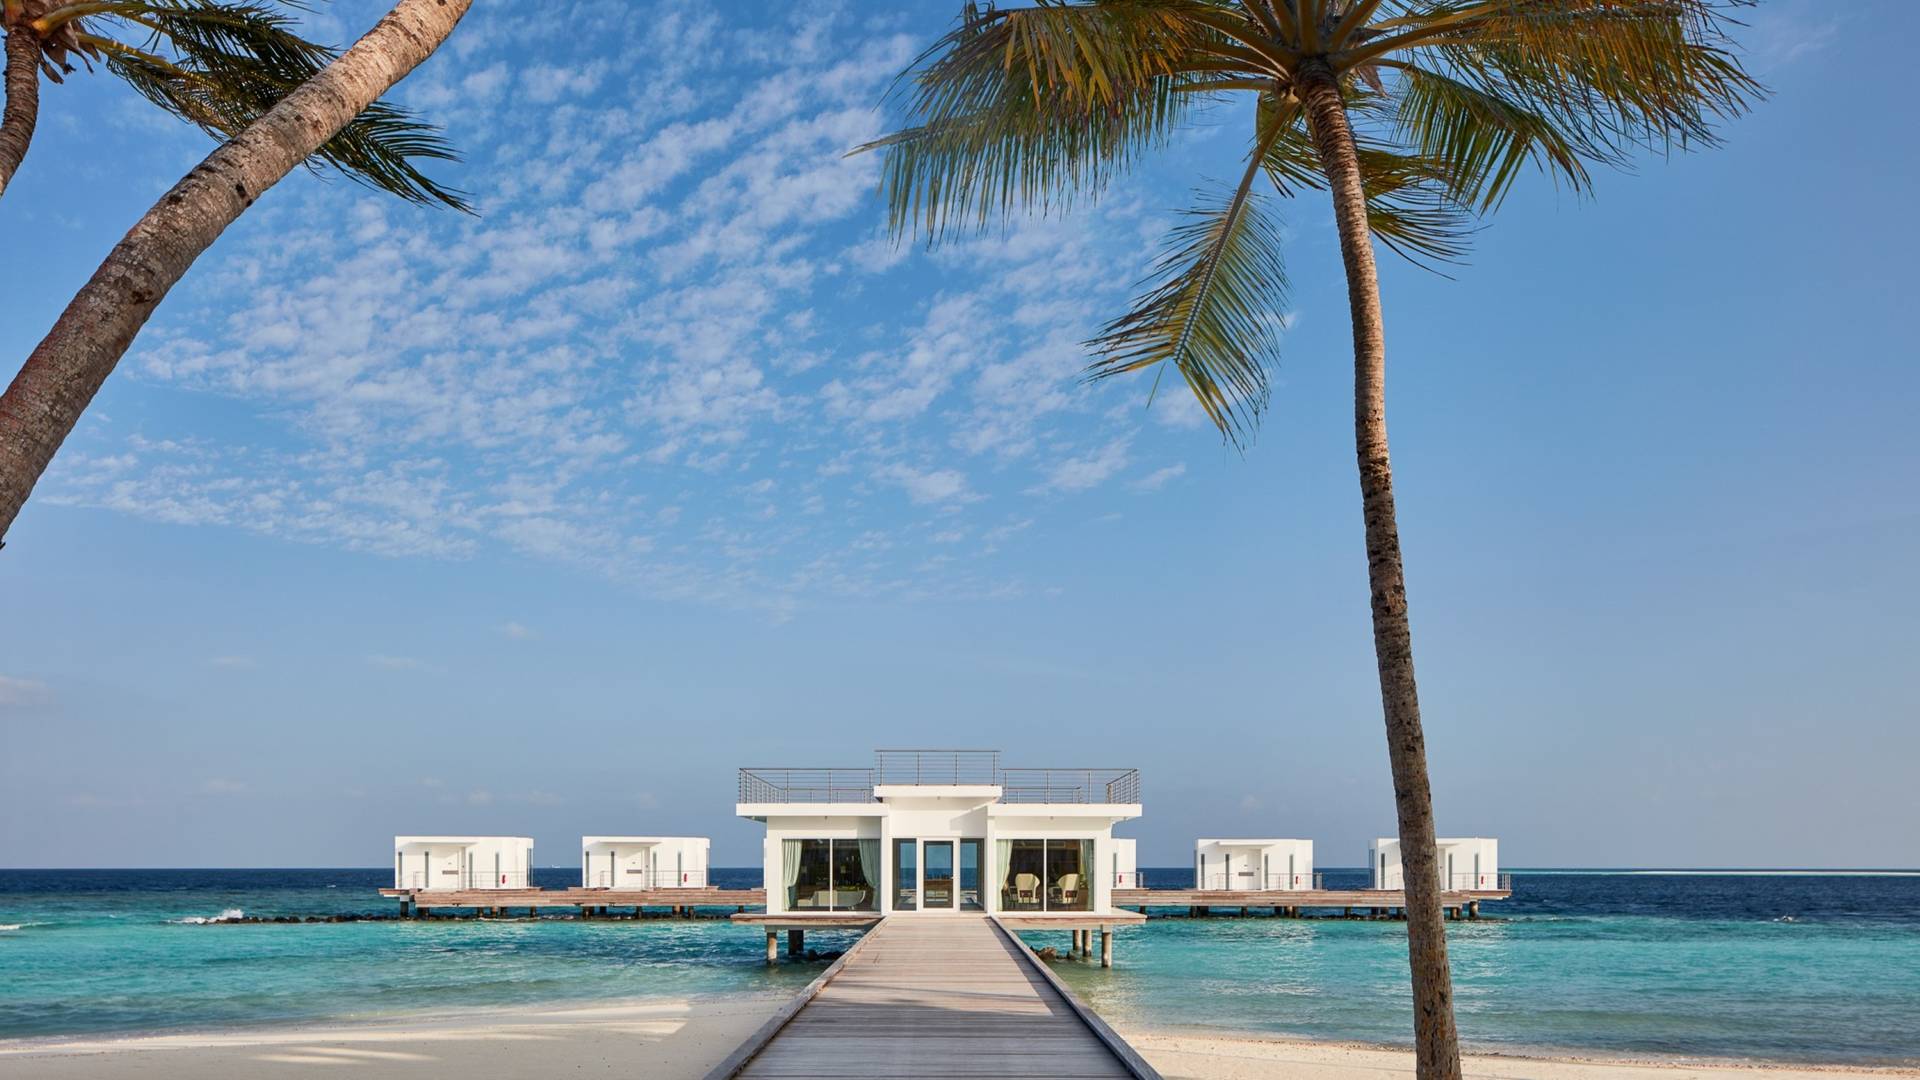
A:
1,868,1915,1064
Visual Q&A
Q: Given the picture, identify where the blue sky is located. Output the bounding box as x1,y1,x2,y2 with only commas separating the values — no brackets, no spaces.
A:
1,0,1914,870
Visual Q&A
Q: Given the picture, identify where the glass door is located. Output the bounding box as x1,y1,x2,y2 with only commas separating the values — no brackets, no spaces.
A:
922,841,956,911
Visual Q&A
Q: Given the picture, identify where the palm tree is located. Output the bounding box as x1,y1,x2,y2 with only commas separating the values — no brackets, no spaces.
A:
0,0,466,207
865,3,1758,1077
0,0,471,544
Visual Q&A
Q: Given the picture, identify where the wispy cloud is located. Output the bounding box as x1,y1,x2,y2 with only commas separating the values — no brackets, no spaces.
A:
36,2,1219,620
497,621,535,640
0,675,52,707
1131,463,1187,493
874,463,982,506
1031,438,1132,495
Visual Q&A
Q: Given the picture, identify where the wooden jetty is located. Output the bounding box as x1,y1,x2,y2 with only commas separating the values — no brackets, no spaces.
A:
1112,885,1512,918
733,909,1147,966
376,885,765,916
374,884,1512,920
706,915,1159,1079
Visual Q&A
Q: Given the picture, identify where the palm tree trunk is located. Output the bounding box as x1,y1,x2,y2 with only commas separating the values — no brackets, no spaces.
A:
0,0,471,547
0,25,41,199
1298,62,1462,1080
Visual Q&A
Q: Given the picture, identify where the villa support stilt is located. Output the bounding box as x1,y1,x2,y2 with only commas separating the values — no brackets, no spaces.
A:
788,929,805,957
765,930,778,963
1099,926,1113,968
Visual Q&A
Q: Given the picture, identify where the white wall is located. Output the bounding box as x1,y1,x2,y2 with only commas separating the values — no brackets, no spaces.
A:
1370,837,1499,890
393,837,533,891
580,837,710,888
1195,839,1314,890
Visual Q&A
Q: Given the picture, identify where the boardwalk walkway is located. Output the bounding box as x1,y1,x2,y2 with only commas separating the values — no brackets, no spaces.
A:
710,915,1156,1079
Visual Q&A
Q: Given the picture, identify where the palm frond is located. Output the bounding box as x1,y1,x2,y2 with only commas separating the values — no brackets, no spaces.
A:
1085,165,1288,449
1356,0,1762,159
85,0,467,209
860,0,1232,241
1377,60,1590,211
1261,91,1471,266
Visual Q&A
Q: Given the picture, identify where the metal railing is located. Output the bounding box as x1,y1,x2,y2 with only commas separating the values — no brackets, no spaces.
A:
1375,872,1514,891
874,749,1000,786
999,768,1141,804
739,752,1142,806
1197,871,1324,891
1450,872,1512,891
739,768,878,803
397,870,534,890
1112,871,1149,888
585,869,708,889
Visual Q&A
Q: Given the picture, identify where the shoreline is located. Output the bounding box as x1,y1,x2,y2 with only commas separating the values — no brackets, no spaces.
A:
3,996,1915,1080
1120,1026,1920,1076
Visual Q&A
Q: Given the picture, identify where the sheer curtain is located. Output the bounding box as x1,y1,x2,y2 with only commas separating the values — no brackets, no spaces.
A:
995,839,1012,909
856,839,880,908
781,840,801,907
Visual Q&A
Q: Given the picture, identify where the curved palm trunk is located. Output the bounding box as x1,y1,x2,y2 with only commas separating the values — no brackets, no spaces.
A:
0,0,471,547
0,26,41,198
1299,64,1462,1080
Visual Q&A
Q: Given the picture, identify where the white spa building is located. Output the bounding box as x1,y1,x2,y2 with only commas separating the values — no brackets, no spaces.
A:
1370,836,1500,890
393,836,534,891
738,750,1142,916
580,836,710,889
1194,838,1315,890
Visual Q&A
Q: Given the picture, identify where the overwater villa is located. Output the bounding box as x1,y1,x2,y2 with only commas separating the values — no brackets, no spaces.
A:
1371,836,1500,890
736,749,1143,918
1195,838,1316,890
580,836,709,888
392,836,534,891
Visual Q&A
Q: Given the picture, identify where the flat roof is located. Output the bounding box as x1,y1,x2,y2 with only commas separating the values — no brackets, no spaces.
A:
393,836,533,844
1199,838,1312,845
580,836,708,844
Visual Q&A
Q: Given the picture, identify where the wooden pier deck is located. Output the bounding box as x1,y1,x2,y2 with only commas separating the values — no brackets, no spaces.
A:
1113,886,1511,916
708,915,1158,1079
376,886,766,913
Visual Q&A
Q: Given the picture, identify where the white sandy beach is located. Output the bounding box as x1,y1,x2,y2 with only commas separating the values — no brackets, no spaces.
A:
3,998,1914,1080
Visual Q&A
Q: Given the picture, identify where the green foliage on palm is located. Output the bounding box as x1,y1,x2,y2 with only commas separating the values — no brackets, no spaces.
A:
13,0,465,209
863,0,1762,446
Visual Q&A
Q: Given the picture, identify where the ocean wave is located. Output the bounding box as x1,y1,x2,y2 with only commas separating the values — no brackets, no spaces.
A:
0,923,28,931
173,908,246,925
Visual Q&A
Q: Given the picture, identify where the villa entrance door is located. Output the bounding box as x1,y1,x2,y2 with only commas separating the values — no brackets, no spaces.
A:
922,841,956,911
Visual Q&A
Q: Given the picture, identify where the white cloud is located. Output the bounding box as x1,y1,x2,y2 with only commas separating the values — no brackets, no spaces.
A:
873,463,981,506
1031,438,1132,495
497,621,535,640
0,676,52,707
37,2,1207,620
1131,463,1187,492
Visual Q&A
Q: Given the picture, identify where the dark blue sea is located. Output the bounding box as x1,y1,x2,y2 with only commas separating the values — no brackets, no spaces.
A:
2,868,1915,1063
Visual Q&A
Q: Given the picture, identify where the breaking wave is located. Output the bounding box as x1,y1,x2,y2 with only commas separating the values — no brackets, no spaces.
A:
173,908,246,925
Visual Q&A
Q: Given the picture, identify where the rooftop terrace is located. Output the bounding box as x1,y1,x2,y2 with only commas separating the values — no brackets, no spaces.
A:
738,749,1142,805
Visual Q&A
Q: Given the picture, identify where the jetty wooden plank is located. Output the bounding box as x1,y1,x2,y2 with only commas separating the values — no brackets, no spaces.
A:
712,915,1157,1079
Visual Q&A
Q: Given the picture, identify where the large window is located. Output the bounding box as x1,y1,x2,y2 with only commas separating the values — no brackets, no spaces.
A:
783,839,878,911
997,839,1093,912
